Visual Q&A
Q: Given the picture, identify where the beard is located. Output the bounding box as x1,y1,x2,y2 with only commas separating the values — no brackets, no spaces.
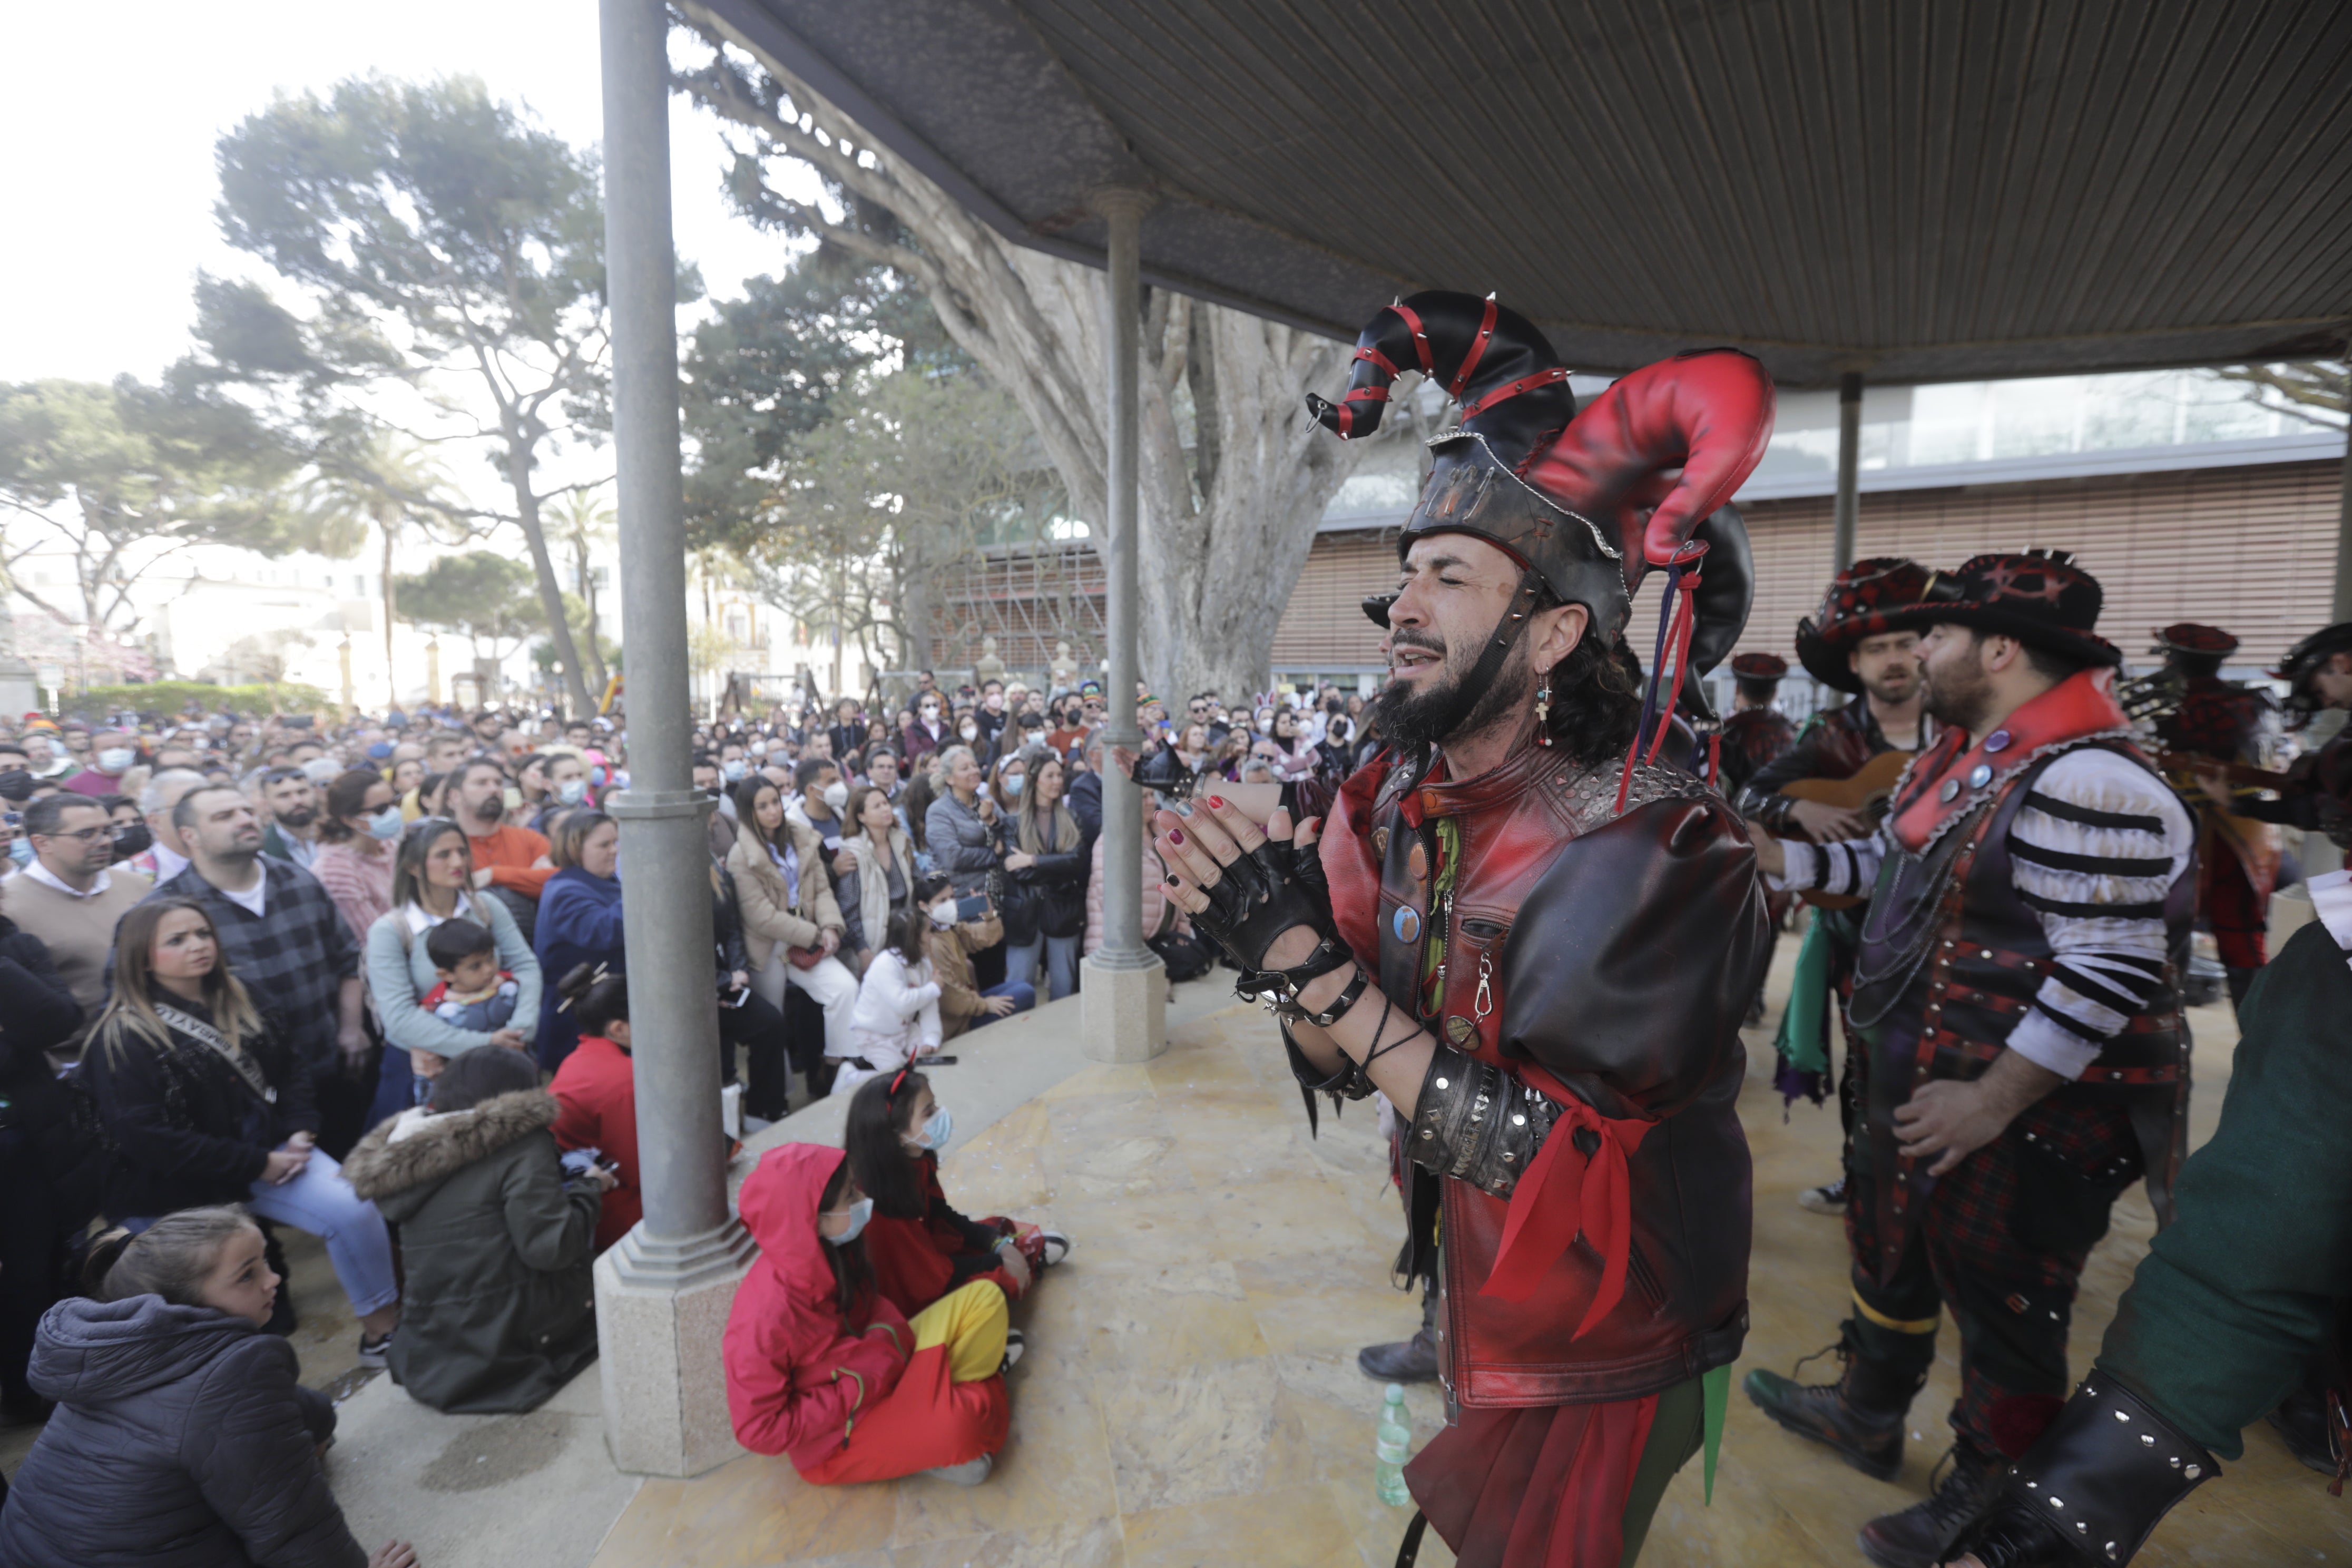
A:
1922,652,1993,735
1858,663,1918,708
1373,628,1529,750
279,806,317,829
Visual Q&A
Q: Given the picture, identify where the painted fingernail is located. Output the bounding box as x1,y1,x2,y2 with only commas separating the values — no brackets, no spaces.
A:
1168,828,1185,845
1206,795,1226,809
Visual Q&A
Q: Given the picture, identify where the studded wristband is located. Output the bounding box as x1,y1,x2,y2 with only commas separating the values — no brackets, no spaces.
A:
1405,1048,1560,1198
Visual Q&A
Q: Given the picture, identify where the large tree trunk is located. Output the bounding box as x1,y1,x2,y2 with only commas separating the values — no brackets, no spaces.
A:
676,13,1384,701
505,448,594,716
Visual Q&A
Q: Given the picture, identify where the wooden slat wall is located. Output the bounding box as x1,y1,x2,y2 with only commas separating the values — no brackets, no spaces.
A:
934,461,2344,680
1732,461,2345,669
1270,528,1400,668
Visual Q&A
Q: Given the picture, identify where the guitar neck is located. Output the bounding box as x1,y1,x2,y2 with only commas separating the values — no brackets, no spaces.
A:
2155,751,2290,790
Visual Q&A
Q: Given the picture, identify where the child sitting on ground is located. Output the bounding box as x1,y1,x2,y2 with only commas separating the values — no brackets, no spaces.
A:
420,918,521,1035
724,1143,1013,1487
834,907,942,1093
845,1069,1070,1317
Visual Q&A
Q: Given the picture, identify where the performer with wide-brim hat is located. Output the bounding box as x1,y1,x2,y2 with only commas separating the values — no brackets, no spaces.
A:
1739,558,1939,1214
2143,622,2281,1009
1151,290,1775,1567
1744,550,2196,1568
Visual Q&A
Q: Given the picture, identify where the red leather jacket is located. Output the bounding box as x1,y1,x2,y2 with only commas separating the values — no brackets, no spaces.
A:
1322,742,1768,1407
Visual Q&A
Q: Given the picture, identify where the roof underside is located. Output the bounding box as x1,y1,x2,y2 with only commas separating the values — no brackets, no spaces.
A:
694,0,2352,389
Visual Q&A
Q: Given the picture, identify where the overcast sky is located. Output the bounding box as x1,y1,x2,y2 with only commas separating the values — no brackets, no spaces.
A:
0,0,792,386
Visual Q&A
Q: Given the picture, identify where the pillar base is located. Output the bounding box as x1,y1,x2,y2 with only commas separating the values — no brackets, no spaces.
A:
1079,949,1167,1063
594,1217,756,1477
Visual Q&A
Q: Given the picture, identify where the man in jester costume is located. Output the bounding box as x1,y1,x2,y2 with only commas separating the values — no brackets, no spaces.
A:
1149,291,1774,1567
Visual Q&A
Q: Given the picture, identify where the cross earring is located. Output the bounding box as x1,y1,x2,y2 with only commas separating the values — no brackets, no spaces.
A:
1534,674,1552,745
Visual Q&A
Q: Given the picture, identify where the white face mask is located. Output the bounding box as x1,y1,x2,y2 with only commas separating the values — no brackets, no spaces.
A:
97,748,135,773
366,806,406,840
822,780,850,812
825,1196,874,1243
959,723,978,741
928,900,958,928
907,1106,953,1152
555,778,587,806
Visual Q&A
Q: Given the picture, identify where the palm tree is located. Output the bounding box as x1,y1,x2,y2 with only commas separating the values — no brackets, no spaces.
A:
301,435,457,707
547,488,615,694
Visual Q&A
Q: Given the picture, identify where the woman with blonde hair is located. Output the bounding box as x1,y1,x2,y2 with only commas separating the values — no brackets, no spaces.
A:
82,898,402,1364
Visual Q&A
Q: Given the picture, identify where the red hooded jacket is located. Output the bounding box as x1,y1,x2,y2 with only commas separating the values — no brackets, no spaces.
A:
725,1144,913,1469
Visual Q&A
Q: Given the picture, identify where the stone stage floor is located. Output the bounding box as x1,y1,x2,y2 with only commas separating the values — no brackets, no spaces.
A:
586,936,2352,1568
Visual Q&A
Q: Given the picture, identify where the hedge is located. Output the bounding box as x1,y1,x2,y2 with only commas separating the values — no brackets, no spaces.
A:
60,681,335,721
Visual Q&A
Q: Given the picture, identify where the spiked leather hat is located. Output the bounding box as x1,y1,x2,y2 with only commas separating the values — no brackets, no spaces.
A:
1793,557,1934,693
1916,550,2121,669
1310,291,1774,722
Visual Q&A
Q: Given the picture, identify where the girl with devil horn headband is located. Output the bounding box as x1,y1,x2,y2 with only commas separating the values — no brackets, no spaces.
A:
1147,291,1776,1568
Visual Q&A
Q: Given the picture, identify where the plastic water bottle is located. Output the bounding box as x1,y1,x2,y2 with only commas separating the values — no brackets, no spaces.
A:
1376,1383,1413,1506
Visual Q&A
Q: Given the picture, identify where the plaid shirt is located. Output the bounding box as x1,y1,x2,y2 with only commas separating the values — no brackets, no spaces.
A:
147,856,359,1067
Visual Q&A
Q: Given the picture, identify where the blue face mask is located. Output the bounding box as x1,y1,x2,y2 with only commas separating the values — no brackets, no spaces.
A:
825,1195,874,1243
366,806,405,841
723,760,748,782
1003,773,1025,798
7,838,31,866
555,778,587,806
910,1106,954,1152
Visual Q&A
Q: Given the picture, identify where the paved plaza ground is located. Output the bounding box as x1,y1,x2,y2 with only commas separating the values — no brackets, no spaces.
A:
8,930,2348,1566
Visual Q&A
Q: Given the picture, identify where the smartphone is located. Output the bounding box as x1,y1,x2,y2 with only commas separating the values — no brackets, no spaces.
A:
282,714,316,729
955,895,989,923
720,985,750,1010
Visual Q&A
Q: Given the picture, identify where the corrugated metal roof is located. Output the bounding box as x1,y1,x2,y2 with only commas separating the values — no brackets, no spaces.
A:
692,0,2352,387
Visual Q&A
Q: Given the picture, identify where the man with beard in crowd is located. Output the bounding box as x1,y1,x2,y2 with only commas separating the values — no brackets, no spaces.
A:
257,766,325,871
1154,292,1773,1567
1738,560,1937,1214
1744,552,2196,1568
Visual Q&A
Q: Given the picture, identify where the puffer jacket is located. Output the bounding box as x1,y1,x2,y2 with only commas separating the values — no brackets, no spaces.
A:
0,1295,364,1567
727,823,846,972
340,1089,601,1413
923,790,1002,896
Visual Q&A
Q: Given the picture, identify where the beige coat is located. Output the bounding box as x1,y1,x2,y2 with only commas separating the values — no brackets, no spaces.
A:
727,821,846,971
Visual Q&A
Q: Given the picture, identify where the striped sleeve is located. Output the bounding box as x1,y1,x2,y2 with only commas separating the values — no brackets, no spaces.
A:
2002,748,2196,1080
1770,832,1886,898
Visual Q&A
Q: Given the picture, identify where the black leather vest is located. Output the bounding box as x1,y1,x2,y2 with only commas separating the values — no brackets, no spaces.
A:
1847,740,2193,1281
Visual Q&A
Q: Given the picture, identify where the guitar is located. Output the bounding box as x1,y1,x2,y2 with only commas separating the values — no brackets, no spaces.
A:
2155,751,2291,795
1776,749,1917,910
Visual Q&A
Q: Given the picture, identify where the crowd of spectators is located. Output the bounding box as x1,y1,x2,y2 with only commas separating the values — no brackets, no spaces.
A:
0,669,1364,1545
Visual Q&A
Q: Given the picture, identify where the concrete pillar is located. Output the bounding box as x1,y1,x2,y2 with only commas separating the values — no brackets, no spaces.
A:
1078,188,1168,1062
1831,371,1863,575
594,0,753,1479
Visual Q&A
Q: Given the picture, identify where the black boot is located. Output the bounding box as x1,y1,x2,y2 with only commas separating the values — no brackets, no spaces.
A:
2268,1383,2338,1475
1743,1334,1921,1481
1858,1437,2006,1568
1358,1284,1439,1383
